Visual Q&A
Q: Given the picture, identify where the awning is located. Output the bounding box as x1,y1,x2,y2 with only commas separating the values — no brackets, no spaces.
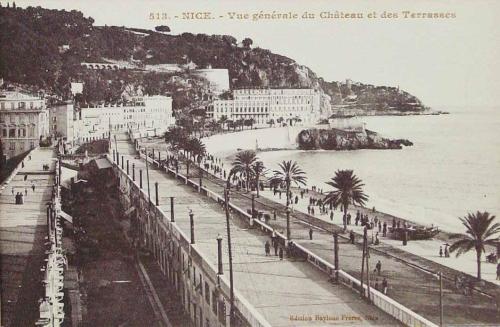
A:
59,210,73,224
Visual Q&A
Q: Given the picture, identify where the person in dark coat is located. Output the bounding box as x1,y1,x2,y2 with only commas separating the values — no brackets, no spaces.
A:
382,278,388,294
309,228,313,240
382,222,387,237
279,246,284,260
265,241,270,256
349,230,355,244
274,240,279,256
375,260,382,276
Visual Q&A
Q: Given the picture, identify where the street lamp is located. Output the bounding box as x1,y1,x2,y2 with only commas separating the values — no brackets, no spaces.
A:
217,234,223,275
189,210,195,244
286,207,291,241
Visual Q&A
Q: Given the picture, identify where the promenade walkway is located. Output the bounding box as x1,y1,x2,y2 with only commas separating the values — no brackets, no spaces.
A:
138,138,500,326
0,148,56,326
115,138,401,326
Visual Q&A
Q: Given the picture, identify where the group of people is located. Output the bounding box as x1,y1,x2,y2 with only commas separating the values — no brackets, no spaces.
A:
264,235,284,260
439,244,450,258
12,183,36,205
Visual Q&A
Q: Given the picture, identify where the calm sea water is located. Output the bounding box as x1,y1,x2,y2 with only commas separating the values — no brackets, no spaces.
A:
205,108,500,233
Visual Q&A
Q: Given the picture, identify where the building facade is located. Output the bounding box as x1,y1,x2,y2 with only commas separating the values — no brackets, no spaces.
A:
209,88,322,126
0,91,49,160
50,95,175,145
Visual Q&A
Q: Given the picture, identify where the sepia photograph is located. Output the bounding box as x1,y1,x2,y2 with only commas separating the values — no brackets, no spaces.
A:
0,0,499,326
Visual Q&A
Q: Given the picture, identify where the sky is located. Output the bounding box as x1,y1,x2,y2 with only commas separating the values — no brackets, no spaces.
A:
13,0,500,109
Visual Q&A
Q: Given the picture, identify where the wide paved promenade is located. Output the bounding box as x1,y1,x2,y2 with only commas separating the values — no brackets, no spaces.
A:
139,137,500,326
0,148,56,326
115,138,401,326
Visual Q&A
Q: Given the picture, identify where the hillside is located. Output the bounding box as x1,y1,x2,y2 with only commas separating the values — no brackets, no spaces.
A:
0,5,427,113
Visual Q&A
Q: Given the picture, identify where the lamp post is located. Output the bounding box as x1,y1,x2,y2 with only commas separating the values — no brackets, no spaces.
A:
217,234,223,275
333,232,339,282
139,170,143,189
170,197,175,222
286,207,291,241
251,193,256,218
189,210,195,244
126,160,129,175
223,188,235,326
132,163,135,181
155,182,159,206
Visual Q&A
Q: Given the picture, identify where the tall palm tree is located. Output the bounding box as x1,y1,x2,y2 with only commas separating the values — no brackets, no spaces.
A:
449,211,499,280
184,137,206,180
269,160,307,207
252,160,266,198
230,150,257,192
324,170,368,231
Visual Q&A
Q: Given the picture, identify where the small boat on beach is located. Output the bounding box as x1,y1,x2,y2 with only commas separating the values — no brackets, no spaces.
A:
389,225,440,241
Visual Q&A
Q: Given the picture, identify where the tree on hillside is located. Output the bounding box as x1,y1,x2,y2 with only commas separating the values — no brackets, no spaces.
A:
242,37,253,49
252,160,266,197
324,170,368,232
449,211,499,280
155,25,170,33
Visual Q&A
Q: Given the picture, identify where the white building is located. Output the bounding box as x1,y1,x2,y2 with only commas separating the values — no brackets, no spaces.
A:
210,88,321,126
73,95,175,143
0,91,49,160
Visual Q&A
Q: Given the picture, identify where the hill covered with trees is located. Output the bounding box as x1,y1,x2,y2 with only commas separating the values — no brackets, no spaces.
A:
0,4,426,113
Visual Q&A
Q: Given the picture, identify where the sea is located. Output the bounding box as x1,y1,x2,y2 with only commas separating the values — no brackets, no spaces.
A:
203,107,500,234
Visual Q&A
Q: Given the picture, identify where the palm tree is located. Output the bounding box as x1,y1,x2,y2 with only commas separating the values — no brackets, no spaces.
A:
252,160,266,197
269,160,307,207
230,150,257,192
184,137,206,180
324,170,368,231
449,211,499,280
219,115,228,131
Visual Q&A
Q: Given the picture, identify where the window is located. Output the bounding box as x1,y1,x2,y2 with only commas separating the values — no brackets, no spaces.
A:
212,291,217,315
9,129,15,137
9,142,15,150
205,282,210,304
2,129,6,137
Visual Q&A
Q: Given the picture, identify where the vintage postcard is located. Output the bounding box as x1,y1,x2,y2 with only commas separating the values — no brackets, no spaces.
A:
0,0,499,326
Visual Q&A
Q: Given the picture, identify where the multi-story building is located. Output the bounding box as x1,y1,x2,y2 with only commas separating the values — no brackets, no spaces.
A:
210,88,322,126
0,91,49,160
68,95,175,144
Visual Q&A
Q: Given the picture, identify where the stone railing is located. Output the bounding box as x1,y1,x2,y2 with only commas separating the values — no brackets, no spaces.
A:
36,159,67,326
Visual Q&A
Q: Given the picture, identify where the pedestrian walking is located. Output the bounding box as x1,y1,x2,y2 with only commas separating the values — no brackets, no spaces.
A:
444,244,450,258
439,246,443,257
382,278,388,295
295,195,298,204
265,241,271,256
273,210,277,220
382,222,387,237
349,230,355,244
330,210,334,221
309,228,313,240
274,240,279,256
279,246,284,260
32,183,35,192
375,260,382,276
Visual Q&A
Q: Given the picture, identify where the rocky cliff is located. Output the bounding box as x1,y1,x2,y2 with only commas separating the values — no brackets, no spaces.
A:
297,128,413,150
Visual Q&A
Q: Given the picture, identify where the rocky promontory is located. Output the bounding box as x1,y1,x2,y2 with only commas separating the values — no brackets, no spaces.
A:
297,128,413,150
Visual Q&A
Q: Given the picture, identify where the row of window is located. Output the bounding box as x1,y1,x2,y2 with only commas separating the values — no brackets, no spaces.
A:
0,113,37,124
1,140,36,151
0,101,43,110
2,127,35,138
